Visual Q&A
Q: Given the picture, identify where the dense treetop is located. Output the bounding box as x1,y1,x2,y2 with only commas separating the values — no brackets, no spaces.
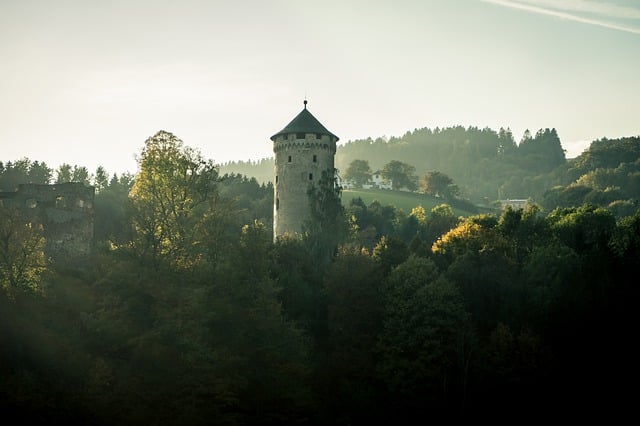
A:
1,129,638,423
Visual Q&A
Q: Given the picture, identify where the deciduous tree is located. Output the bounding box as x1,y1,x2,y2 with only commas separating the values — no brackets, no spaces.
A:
129,130,219,267
0,207,48,298
344,159,372,188
304,168,351,266
421,171,458,199
377,255,470,407
381,160,417,191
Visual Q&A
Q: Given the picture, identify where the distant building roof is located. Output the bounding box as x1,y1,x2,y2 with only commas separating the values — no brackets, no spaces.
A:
270,100,339,141
499,199,528,209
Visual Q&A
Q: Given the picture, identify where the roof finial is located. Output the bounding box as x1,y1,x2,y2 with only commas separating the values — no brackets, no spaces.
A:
303,99,307,109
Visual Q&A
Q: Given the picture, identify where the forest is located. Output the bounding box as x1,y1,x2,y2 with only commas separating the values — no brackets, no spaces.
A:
1,129,639,424
223,127,640,216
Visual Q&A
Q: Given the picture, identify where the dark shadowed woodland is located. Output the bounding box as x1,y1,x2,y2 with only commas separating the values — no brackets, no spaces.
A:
1,129,639,424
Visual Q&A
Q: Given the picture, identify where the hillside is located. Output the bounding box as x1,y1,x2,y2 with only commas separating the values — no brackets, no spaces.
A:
219,132,640,218
342,188,488,217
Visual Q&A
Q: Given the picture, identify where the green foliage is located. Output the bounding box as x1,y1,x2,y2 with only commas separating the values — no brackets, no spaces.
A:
572,136,640,172
420,170,458,199
2,130,640,421
611,209,640,262
346,198,401,250
520,242,579,329
343,188,475,217
409,205,427,226
497,204,548,262
477,323,550,397
0,158,52,190
94,173,135,248
516,128,565,172
498,127,517,156
129,130,219,267
270,236,324,333
335,125,561,204
72,165,91,185
607,199,638,219
546,204,616,253
94,166,109,193
432,217,491,261
218,157,273,185
80,220,313,424
220,128,637,214
544,184,592,209
434,216,520,332
381,160,418,191
377,256,469,405
372,235,409,273
425,204,461,246
218,173,273,232
320,248,385,420
343,159,372,188
56,163,73,183
304,168,351,266
29,161,53,184
205,221,313,423
0,207,48,298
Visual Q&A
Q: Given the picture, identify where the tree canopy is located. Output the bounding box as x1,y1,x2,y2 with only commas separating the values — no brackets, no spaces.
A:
1,130,639,423
381,160,418,191
129,130,219,267
343,159,372,188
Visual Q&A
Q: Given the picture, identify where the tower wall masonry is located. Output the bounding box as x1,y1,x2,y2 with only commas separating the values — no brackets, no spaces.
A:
273,133,336,239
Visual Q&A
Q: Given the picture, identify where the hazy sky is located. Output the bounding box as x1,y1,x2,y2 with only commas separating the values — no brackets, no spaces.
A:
1,0,639,176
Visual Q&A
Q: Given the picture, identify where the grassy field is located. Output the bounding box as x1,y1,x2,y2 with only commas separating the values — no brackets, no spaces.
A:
342,188,478,217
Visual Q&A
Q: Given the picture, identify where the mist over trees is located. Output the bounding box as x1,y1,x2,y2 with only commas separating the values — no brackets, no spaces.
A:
335,126,568,203
222,127,638,212
1,129,639,423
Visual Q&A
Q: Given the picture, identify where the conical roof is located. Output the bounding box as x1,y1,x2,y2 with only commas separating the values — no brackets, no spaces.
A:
270,101,339,141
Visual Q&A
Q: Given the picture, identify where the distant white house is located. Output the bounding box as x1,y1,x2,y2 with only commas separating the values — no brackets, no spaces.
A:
341,171,392,190
498,199,528,210
363,171,393,190
338,176,353,189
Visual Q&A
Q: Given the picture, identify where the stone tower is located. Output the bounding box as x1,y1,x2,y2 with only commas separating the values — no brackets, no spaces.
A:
271,100,339,239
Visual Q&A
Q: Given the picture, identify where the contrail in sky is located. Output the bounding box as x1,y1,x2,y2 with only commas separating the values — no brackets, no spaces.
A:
482,0,640,35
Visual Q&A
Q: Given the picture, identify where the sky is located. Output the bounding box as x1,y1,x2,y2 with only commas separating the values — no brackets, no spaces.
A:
1,0,639,176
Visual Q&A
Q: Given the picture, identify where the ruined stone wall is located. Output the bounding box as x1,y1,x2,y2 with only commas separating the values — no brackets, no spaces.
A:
0,183,95,260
